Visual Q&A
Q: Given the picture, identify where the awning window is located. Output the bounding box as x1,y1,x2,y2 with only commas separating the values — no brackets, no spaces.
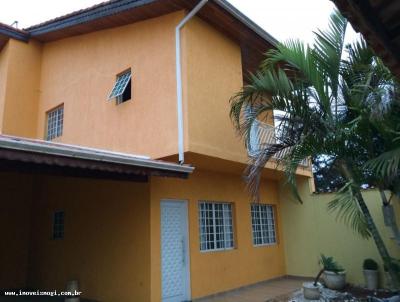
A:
108,70,131,100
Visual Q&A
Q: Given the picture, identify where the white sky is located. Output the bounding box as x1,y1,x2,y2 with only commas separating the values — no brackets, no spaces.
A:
0,0,359,44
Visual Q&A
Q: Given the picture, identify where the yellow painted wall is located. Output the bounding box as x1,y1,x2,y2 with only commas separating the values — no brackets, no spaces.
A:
36,12,183,158
183,17,247,163
0,11,312,182
1,39,42,138
0,172,34,289
280,177,400,286
27,175,151,302
181,18,312,178
150,169,286,301
0,41,11,133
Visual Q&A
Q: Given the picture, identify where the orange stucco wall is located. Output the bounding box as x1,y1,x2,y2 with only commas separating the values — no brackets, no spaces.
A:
0,10,313,302
182,17,248,163
179,18,314,178
0,172,151,301
0,42,10,133
26,175,151,302
0,39,42,138
0,172,34,289
1,168,286,302
35,12,183,158
150,169,286,301
0,12,312,178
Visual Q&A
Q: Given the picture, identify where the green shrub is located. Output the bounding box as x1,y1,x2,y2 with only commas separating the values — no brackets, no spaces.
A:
363,259,378,270
320,254,344,273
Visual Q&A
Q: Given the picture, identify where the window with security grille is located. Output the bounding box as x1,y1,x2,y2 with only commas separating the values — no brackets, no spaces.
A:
251,204,277,246
199,201,234,251
46,105,64,141
108,69,132,104
52,211,65,240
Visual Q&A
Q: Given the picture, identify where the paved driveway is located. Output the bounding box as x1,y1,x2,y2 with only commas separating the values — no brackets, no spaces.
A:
195,276,307,302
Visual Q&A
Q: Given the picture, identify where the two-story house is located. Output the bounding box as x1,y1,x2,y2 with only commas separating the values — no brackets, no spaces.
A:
0,0,314,301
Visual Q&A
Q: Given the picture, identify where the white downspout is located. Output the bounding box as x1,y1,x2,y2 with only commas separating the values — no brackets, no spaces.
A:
176,0,209,164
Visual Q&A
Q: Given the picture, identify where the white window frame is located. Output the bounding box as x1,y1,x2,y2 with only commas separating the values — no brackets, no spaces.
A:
46,105,64,141
52,210,65,240
251,203,277,247
198,201,234,252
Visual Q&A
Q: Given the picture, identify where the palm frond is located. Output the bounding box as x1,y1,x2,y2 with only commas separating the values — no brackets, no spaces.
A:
365,148,400,180
312,9,347,102
328,182,371,239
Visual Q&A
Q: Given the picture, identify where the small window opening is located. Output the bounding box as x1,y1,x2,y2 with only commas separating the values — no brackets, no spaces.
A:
46,105,64,141
108,69,132,104
52,211,65,240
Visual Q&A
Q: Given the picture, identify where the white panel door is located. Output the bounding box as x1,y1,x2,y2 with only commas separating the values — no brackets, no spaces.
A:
161,200,190,302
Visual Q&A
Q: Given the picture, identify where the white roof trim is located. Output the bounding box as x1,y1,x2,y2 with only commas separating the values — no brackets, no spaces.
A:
0,135,194,174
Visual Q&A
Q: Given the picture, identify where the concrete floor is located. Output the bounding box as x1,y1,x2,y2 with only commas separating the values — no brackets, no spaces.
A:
195,276,307,302
0,277,305,302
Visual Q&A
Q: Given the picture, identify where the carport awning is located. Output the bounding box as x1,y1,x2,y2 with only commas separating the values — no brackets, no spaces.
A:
0,135,194,181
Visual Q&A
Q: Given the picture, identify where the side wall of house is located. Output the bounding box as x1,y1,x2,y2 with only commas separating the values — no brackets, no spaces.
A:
180,18,315,178
0,42,11,133
150,170,286,301
1,39,42,138
0,172,34,289
183,17,248,164
281,177,400,286
36,12,183,158
27,176,151,302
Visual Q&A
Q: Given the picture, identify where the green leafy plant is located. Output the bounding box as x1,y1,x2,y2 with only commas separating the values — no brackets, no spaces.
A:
230,8,400,288
363,259,378,270
320,254,344,273
313,254,344,286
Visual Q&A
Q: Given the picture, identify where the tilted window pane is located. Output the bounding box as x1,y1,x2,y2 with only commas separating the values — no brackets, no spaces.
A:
108,71,132,99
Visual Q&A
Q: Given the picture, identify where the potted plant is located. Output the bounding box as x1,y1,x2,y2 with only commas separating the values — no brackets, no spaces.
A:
302,255,332,300
321,255,346,290
384,263,399,291
363,259,379,290
303,271,323,300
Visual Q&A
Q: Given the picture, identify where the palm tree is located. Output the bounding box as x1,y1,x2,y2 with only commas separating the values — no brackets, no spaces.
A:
230,10,400,286
365,90,400,245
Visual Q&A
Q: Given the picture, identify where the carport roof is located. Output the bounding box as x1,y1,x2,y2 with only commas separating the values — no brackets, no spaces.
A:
0,135,194,181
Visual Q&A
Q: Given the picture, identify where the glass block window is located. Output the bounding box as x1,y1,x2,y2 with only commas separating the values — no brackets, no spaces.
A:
199,201,234,251
251,204,277,246
108,70,132,104
46,105,64,141
52,211,65,240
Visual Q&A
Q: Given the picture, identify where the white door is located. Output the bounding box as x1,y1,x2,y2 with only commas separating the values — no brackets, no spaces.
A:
161,200,191,302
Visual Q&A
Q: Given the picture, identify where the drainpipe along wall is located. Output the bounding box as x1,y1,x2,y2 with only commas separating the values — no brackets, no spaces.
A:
175,0,209,164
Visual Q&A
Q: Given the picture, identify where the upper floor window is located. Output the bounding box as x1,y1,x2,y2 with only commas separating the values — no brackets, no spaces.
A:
46,105,64,141
199,201,234,252
251,203,277,246
108,69,132,104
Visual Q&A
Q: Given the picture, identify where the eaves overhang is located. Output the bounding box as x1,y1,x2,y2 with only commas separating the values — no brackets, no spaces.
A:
332,0,400,78
0,23,29,41
21,0,278,74
0,135,194,181
0,22,29,51
24,0,277,46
